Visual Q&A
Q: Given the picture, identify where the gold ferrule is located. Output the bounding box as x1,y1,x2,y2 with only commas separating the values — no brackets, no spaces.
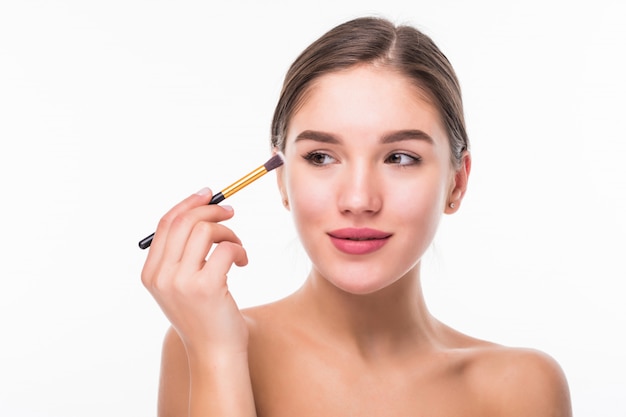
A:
221,165,268,198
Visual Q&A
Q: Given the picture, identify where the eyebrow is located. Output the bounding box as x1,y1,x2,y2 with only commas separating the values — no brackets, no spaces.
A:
381,129,434,145
294,129,434,145
294,130,340,144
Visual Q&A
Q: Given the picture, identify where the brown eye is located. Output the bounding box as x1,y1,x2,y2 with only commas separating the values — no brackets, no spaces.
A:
385,153,421,166
303,151,335,166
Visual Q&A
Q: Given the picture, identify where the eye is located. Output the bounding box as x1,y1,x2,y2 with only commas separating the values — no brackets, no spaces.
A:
385,152,421,166
303,151,336,166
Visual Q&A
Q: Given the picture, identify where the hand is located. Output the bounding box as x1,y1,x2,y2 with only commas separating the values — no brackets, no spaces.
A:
141,187,249,357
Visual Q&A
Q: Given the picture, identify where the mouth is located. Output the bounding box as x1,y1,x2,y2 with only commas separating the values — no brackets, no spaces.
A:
327,228,392,255
328,228,392,240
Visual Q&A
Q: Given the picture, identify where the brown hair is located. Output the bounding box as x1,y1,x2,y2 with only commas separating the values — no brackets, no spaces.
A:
270,16,469,167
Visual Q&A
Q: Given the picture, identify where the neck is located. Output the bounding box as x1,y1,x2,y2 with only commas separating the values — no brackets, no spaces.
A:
293,264,440,359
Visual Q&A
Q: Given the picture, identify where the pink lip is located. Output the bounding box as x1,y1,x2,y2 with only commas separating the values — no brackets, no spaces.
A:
327,228,392,255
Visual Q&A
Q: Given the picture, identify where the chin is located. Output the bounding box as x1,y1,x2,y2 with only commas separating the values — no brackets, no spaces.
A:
312,257,422,296
322,267,404,296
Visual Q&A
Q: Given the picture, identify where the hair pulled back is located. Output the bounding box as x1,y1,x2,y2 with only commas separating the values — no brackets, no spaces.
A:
270,17,469,167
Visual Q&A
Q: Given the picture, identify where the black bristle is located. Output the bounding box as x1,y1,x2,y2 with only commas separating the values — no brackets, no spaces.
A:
263,152,285,172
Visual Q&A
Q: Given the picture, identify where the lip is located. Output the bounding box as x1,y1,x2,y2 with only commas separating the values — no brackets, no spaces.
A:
327,228,392,255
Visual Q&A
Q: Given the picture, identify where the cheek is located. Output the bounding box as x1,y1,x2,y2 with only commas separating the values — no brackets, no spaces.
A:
386,173,448,230
395,190,436,221
385,168,448,208
285,167,328,229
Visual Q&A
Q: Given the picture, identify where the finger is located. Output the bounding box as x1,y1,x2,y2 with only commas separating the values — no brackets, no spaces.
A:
178,221,243,273
161,204,236,265
143,188,214,279
200,241,249,288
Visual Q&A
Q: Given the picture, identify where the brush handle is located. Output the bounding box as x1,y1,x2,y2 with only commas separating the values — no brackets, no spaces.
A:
138,192,225,249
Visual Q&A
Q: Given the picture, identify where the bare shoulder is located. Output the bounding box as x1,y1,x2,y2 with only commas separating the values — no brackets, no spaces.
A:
465,344,572,417
158,327,190,417
240,297,309,368
241,297,294,333
241,302,276,323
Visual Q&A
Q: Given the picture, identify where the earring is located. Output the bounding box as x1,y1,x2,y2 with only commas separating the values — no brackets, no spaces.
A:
283,198,289,208
449,202,456,209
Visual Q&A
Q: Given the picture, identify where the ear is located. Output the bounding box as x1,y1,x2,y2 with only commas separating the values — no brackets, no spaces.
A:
274,149,290,211
445,151,471,214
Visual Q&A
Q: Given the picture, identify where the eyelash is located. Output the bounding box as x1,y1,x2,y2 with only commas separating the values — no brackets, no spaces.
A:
303,151,336,166
385,152,422,166
302,151,422,167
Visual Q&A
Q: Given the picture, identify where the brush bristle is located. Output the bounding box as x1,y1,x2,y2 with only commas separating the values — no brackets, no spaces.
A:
263,152,284,172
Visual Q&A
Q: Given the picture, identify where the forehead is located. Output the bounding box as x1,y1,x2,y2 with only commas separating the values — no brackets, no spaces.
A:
288,65,446,143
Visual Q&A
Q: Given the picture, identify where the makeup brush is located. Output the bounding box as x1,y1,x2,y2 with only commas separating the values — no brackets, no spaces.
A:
138,153,284,249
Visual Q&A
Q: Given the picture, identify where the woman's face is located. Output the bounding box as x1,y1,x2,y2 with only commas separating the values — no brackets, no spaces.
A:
278,65,464,294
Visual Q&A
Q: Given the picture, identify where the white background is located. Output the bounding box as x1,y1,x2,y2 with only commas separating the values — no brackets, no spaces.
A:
1,1,624,416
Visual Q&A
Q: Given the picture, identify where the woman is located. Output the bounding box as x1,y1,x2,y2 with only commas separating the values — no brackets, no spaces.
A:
141,17,571,416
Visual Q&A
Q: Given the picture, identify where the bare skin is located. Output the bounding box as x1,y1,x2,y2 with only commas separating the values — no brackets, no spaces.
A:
145,65,571,416
244,279,571,416
158,281,571,417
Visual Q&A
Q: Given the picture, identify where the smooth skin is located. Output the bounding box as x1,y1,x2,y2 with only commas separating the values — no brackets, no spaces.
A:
143,65,572,416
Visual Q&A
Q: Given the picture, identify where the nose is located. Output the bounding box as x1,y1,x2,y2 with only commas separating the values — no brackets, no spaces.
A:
337,162,382,215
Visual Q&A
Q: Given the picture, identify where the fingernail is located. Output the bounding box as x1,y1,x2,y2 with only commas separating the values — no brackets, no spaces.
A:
196,187,211,196
221,205,234,212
